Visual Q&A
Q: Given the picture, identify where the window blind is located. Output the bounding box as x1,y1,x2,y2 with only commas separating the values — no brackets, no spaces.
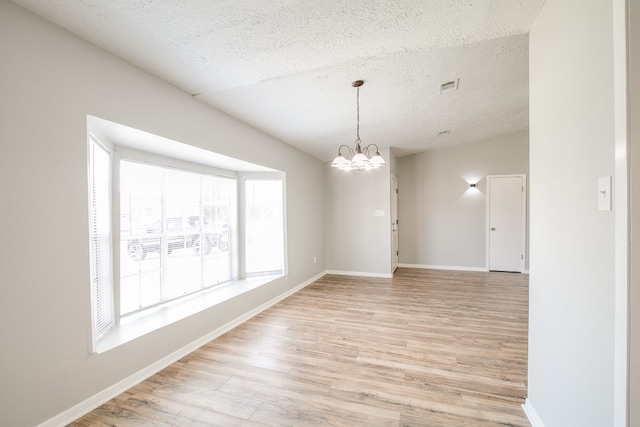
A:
89,138,114,341
119,160,233,314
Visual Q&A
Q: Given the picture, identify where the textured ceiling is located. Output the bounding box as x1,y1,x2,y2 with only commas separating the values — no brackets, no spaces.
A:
12,0,543,160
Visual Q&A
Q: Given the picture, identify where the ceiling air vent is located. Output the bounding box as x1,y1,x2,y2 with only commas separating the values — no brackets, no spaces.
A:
439,79,459,93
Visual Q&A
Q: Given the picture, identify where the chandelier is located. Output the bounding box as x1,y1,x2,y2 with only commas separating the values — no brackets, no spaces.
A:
331,80,386,171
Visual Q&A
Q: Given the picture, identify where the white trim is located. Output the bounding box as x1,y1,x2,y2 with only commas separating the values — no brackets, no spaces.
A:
38,272,325,427
522,399,545,427
325,270,394,279
612,0,630,425
398,263,489,272
116,145,238,179
391,174,399,273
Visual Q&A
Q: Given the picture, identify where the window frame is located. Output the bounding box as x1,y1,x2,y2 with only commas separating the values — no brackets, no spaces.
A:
240,174,287,277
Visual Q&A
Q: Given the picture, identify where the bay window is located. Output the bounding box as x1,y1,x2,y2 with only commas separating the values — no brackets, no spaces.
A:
87,124,285,351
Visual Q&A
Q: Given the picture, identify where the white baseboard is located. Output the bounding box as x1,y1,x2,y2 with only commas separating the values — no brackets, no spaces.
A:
398,263,489,272
325,270,394,278
522,399,545,427
38,272,325,427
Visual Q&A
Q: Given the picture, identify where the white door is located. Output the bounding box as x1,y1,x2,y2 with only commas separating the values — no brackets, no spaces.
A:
487,175,526,272
391,175,399,273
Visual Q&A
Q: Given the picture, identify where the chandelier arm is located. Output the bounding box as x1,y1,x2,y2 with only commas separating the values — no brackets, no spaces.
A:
363,143,381,157
337,144,354,159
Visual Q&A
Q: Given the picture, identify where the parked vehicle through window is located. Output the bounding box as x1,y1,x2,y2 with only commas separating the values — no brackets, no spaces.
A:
126,216,229,261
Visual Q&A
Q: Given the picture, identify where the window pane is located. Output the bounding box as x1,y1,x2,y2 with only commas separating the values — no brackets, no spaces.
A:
120,161,163,313
88,139,114,339
245,179,284,274
120,161,233,315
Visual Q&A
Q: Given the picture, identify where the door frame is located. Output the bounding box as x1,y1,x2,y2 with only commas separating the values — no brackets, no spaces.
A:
622,0,638,422
486,174,527,273
391,174,399,273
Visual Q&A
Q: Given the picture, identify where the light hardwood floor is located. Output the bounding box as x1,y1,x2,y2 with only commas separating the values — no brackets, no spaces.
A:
70,268,530,426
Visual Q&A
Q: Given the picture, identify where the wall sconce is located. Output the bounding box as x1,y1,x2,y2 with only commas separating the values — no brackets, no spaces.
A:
469,183,477,188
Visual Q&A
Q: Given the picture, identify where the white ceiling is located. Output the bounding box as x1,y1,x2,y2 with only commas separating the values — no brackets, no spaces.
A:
12,0,543,161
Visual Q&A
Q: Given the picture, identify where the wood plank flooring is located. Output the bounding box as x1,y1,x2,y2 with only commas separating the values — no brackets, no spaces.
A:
70,268,530,426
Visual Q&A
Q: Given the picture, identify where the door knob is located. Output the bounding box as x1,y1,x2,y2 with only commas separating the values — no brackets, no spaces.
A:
491,227,496,231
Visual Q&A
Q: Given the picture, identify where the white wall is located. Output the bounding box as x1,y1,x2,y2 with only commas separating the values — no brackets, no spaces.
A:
527,0,617,425
396,131,529,270
325,148,393,276
0,1,325,426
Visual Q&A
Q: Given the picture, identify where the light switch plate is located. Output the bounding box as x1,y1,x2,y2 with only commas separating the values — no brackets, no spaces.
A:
598,176,612,211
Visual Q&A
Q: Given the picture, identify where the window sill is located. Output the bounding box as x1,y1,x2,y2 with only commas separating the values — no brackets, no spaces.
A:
93,274,282,354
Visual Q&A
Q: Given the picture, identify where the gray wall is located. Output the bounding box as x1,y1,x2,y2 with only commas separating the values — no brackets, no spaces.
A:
527,0,617,425
396,131,529,270
324,147,394,276
0,2,325,426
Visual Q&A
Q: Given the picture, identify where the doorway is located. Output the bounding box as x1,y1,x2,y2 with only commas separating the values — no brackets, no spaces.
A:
487,174,526,272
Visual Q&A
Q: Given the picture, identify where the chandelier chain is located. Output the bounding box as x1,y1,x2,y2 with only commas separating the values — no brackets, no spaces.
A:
356,86,360,141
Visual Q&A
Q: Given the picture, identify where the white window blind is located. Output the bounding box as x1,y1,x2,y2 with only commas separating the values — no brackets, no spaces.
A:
88,138,114,340
119,160,233,314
